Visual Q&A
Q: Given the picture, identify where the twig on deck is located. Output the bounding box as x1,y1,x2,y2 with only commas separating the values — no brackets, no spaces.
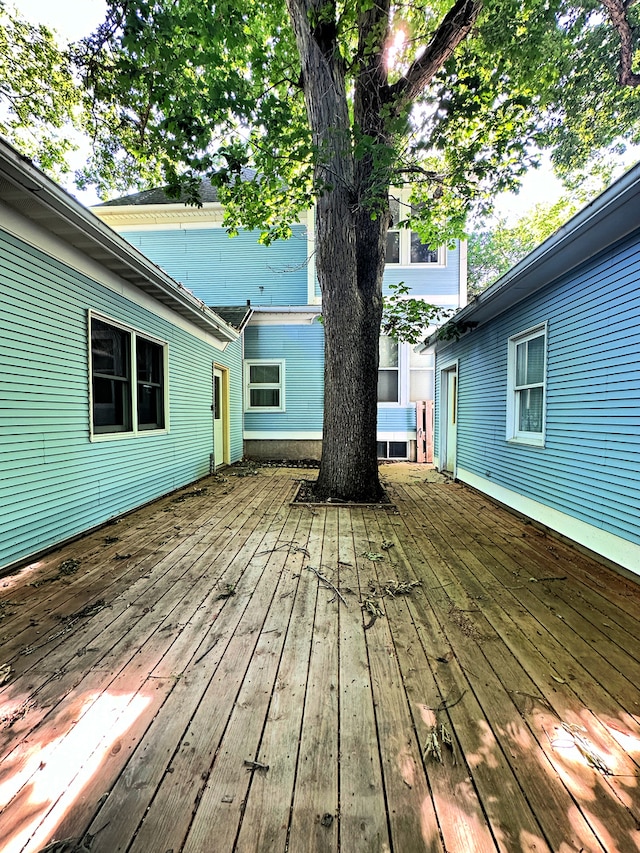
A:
306,565,348,606
424,690,467,713
194,636,220,665
244,759,269,772
530,576,567,583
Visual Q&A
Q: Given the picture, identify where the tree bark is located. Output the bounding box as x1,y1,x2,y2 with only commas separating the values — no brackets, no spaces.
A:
600,0,640,87
285,0,481,501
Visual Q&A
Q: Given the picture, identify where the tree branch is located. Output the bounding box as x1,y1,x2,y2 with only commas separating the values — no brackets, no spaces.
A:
388,0,482,111
600,0,640,86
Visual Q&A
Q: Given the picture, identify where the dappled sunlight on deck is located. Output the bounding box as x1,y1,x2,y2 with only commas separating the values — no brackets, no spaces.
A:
1,691,150,853
0,464,638,852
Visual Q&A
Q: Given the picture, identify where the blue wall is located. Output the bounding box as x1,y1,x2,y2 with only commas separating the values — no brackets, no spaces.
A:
0,229,243,571
122,225,309,306
436,228,640,548
243,323,324,433
383,244,461,297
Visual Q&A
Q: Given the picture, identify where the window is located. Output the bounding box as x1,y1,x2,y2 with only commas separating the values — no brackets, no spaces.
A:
245,360,285,411
386,194,443,266
136,336,165,430
377,441,408,459
378,337,399,403
507,324,547,446
409,347,435,402
90,315,166,437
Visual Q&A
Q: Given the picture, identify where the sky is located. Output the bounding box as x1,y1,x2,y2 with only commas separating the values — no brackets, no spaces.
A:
11,0,567,219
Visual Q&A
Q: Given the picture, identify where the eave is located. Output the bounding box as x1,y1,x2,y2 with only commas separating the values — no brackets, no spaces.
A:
0,140,238,343
427,161,640,349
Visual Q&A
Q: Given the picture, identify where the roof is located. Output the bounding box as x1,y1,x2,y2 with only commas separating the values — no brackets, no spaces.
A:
210,304,253,332
99,171,257,207
0,139,238,342
428,160,640,348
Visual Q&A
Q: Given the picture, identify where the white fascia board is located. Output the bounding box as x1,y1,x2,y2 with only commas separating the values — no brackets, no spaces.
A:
0,202,231,351
248,307,322,325
0,142,237,343
243,431,323,439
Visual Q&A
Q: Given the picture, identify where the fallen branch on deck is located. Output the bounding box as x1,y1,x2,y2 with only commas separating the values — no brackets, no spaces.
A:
305,565,348,606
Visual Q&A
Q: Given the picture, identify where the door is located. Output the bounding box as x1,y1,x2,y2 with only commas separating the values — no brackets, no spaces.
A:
213,367,226,470
441,366,458,474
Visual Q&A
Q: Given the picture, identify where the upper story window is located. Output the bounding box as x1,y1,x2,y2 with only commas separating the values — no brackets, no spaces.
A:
90,315,166,438
244,360,285,411
507,323,547,447
378,336,399,404
386,194,445,267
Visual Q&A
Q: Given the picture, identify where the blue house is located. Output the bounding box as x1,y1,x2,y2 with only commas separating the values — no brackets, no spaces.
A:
429,164,640,576
0,140,245,575
95,187,467,461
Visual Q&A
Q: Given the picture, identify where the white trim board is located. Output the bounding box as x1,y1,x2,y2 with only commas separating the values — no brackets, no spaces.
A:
244,431,323,440
377,431,417,441
457,467,640,577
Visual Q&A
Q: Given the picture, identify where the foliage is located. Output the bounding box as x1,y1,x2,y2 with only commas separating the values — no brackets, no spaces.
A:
0,1,81,175
382,283,453,344
543,1,640,177
467,196,578,295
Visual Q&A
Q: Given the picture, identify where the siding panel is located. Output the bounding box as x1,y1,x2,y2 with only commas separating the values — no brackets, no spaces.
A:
435,228,640,550
0,229,244,571
243,323,324,432
122,226,310,306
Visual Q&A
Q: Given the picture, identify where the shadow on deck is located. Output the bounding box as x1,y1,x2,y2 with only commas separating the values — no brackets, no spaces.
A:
0,464,639,853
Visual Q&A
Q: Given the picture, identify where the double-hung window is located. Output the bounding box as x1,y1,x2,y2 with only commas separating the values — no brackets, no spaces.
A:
386,194,444,266
507,324,547,446
378,336,399,404
245,360,285,411
90,315,166,437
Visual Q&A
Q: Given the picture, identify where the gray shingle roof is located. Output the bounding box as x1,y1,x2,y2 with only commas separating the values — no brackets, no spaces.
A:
99,170,257,207
210,304,253,331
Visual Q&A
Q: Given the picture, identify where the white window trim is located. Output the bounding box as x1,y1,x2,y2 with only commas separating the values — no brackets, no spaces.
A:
386,188,447,268
244,359,286,412
378,338,405,408
89,311,169,442
506,322,548,447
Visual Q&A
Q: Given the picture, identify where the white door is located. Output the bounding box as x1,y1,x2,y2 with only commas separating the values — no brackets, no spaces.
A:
442,366,458,474
213,367,225,470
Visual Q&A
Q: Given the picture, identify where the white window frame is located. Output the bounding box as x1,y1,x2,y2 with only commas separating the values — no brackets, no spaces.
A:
244,359,286,412
386,189,447,268
89,311,169,442
506,322,547,447
378,336,402,407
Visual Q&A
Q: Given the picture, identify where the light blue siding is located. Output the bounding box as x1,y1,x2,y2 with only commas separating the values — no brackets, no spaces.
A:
243,323,324,433
378,408,416,431
312,242,461,302
436,229,640,548
122,226,309,306
0,230,243,572
383,244,461,297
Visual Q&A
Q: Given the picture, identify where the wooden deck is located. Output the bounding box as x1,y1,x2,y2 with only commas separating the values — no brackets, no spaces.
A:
1,464,639,853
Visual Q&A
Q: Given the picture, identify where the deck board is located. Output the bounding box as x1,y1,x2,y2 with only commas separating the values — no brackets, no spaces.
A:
1,465,639,853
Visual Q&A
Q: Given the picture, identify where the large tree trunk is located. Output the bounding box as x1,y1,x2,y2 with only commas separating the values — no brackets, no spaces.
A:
286,0,388,502
285,0,481,501
313,187,387,502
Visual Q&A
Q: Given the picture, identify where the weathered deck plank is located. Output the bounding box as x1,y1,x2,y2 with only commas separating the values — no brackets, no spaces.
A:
1,465,639,853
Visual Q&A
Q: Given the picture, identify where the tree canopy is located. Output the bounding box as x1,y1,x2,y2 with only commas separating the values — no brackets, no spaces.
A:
0,1,81,176
4,0,639,500
73,1,640,234
467,196,579,295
